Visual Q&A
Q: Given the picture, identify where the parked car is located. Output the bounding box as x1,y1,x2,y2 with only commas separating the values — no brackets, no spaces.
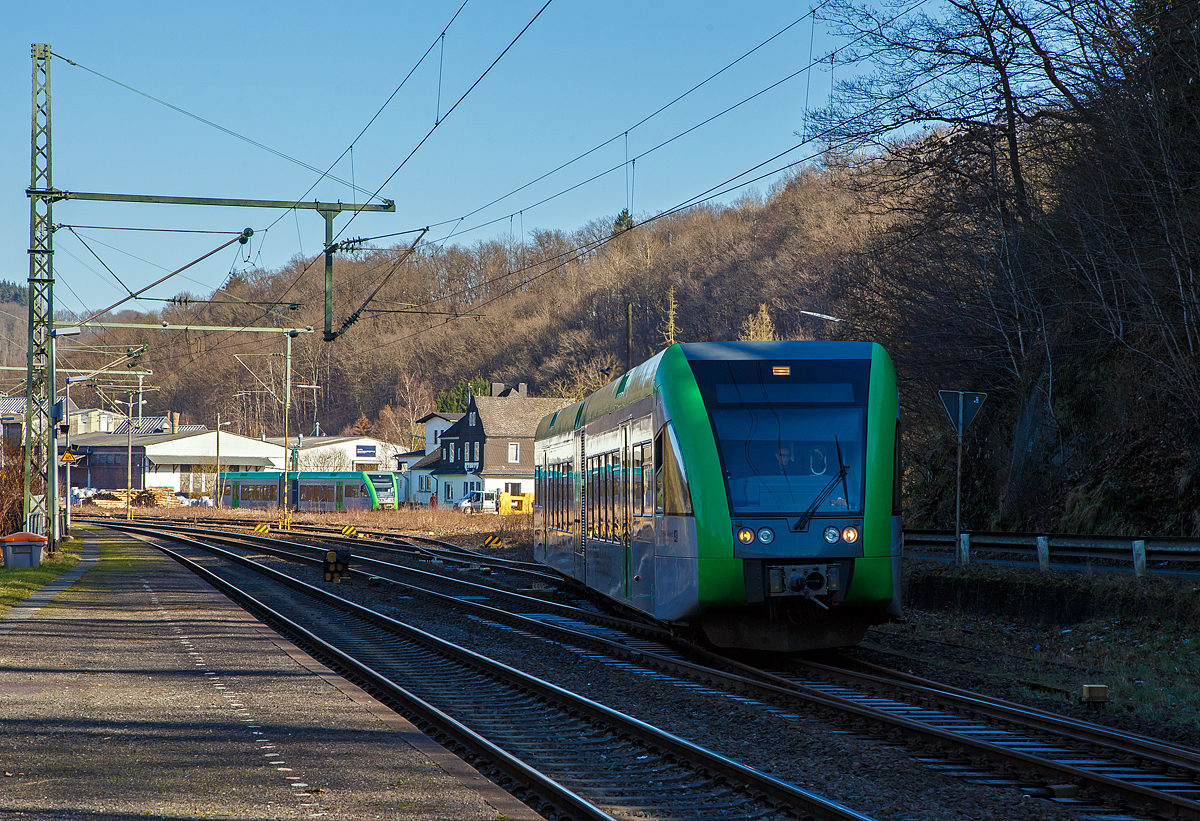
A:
455,490,498,514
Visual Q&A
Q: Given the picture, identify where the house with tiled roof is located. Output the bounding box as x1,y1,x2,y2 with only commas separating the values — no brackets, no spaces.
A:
431,384,571,505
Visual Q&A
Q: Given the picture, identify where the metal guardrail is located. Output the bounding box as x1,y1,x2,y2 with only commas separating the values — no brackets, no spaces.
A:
903,530,1200,576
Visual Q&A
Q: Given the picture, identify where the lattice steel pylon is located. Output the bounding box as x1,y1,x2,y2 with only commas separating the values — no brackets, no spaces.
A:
25,44,58,542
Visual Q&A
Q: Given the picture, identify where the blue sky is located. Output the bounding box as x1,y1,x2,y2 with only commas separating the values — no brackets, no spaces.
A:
4,2,847,316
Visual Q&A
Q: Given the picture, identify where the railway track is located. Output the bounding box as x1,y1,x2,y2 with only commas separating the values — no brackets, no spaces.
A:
92,519,1200,819
105,521,877,821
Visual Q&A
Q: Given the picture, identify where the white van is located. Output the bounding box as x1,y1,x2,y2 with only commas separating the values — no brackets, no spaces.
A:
455,490,498,514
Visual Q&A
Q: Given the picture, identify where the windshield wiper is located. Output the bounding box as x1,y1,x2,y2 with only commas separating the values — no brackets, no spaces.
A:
794,437,850,532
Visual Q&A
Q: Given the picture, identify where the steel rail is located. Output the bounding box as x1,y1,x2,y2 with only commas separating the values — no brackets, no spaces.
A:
139,538,615,821
822,656,1200,772
108,522,879,821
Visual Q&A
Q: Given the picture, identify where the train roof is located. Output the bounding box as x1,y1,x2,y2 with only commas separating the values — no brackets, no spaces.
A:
535,341,883,439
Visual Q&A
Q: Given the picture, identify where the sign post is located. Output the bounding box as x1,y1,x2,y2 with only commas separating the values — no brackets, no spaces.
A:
938,391,987,563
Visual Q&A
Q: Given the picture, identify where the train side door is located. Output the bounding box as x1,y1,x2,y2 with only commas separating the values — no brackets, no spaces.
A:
231,481,240,509
335,481,344,511
620,422,632,599
574,430,587,583
540,452,549,562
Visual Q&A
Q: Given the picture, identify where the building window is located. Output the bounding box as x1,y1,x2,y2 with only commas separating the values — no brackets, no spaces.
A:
472,441,479,461
442,447,447,460
435,430,441,443
505,482,522,495
508,442,519,463
444,482,451,501
469,412,476,427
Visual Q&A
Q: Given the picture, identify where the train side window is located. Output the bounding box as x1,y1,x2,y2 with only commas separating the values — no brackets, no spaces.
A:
606,452,614,541
587,457,595,537
632,444,643,516
641,441,654,513
614,448,624,538
654,433,664,515
659,423,694,516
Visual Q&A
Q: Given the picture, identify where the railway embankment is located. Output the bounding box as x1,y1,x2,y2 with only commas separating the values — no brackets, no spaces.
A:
874,558,1200,749
903,558,1200,628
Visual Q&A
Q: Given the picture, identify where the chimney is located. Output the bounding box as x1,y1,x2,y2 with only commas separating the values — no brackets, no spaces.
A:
518,382,528,397
170,412,179,434
492,382,505,397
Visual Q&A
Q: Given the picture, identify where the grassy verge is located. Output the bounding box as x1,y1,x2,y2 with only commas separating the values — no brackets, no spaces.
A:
887,559,1200,733
0,539,82,617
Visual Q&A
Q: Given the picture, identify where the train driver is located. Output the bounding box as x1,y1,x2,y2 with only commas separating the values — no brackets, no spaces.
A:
775,443,795,473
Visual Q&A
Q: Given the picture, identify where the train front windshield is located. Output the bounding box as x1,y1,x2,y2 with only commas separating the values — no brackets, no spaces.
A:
367,473,396,504
689,359,870,517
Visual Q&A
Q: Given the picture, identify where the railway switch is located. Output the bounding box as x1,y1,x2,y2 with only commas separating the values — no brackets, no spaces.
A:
324,549,351,583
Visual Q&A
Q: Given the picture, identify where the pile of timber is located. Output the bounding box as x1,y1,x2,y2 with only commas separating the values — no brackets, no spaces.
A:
83,487,183,509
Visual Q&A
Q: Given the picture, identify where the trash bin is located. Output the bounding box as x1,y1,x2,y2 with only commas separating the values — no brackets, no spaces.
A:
2,532,48,569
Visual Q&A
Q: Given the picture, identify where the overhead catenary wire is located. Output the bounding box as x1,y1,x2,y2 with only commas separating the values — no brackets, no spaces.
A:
134,48,978,375
125,0,1040,379
436,5,831,241
215,0,552,349
52,52,382,203
429,0,936,248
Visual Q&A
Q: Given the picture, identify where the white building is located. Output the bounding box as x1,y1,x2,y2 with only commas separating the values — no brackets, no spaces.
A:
64,430,280,499
264,434,403,472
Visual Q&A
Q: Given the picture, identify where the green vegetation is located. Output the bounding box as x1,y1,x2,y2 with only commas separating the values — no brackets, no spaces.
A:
0,543,80,616
0,280,27,307
436,377,491,413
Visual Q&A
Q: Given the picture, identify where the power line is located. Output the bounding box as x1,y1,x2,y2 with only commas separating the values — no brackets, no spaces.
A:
430,0,935,248
50,51,379,201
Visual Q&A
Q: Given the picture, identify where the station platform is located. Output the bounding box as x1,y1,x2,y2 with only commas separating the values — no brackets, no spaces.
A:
0,527,541,820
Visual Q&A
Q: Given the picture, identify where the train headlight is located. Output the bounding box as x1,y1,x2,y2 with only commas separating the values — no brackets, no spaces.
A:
823,526,840,544
841,526,859,544
757,527,775,545
737,527,756,544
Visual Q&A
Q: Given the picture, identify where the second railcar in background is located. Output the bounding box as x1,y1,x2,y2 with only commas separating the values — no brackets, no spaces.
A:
220,470,401,511
534,341,902,652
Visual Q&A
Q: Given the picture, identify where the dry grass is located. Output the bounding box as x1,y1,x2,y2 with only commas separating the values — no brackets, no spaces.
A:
77,505,535,549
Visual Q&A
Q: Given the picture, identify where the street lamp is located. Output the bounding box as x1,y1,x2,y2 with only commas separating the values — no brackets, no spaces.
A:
295,384,320,436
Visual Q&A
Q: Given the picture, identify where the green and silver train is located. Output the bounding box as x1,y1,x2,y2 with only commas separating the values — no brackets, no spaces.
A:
219,470,401,511
534,341,902,652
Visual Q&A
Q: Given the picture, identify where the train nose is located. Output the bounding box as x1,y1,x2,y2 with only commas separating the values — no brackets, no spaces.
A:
786,568,825,592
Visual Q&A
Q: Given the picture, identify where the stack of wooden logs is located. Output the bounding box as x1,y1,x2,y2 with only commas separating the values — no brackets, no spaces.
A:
82,487,184,509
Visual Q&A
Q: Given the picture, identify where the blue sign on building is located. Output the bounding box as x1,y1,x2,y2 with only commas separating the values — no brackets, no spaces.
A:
356,444,377,458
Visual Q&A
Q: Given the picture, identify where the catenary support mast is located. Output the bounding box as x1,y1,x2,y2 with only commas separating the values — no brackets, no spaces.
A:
24,42,392,544
25,44,56,542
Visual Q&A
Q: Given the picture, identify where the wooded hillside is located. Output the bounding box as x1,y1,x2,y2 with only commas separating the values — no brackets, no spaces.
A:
29,0,1200,536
